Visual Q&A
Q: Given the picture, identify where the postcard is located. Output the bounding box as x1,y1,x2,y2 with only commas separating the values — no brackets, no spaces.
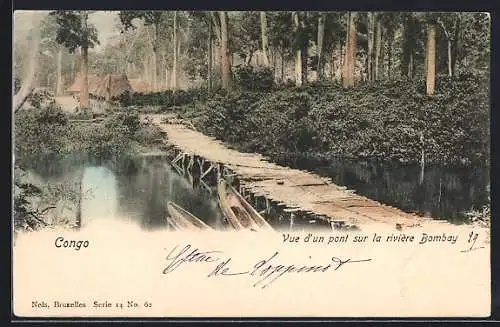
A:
12,10,491,318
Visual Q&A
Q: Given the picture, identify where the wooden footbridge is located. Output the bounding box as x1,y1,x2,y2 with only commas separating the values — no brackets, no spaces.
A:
146,114,450,230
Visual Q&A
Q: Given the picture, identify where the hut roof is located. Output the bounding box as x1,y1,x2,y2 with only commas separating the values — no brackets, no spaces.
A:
128,78,154,93
93,74,133,99
66,74,101,94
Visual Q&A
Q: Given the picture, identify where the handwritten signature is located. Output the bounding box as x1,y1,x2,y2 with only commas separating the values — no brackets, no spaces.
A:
162,244,372,289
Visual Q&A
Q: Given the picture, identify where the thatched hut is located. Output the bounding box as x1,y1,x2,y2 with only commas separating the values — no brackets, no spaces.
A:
66,74,102,95
66,74,133,112
93,74,133,101
128,78,154,94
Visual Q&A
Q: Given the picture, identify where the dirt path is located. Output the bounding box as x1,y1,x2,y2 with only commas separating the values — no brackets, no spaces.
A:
147,114,457,230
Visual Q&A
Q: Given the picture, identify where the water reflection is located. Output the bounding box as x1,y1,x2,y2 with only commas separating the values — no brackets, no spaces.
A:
113,156,224,230
81,166,118,226
273,155,490,223
24,154,226,231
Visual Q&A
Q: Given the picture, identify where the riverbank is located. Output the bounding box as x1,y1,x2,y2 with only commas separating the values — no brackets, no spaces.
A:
13,107,167,233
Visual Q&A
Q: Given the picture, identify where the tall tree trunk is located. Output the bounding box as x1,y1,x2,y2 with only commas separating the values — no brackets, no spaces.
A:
280,50,285,82
260,12,270,67
151,50,157,91
447,39,452,77
330,49,335,81
55,48,63,96
343,12,357,88
301,46,308,84
143,58,149,83
293,12,303,87
424,33,428,77
70,59,75,83
451,15,461,77
80,45,89,109
335,42,345,83
387,35,393,79
426,23,436,96
172,11,178,92
271,49,276,81
165,67,169,90
13,28,40,112
219,11,231,90
408,52,414,78
316,12,326,82
207,20,213,95
177,36,181,89
349,14,357,83
367,12,374,82
79,11,90,110
374,17,382,81
301,13,308,84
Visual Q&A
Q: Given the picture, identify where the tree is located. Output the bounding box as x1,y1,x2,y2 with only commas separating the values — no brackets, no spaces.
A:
316,12,326,81
218,11,232,90
184,12,212,87
460,13,490,74
342,12,357,88
39,14,66,95
230,12,260,66
425,21,437,96
401,13,424,79
267,12,295,83
172,11,179,91
260,12,270,67
437,13,462,77
119,11,169,91
292,12,303,87
374,14,382,81
50,11,99,110
366,12,375,82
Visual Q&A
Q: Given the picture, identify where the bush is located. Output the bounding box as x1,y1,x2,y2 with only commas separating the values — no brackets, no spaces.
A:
106,112,141,136
120,88,209,108
14,105,69,166
233,65,275,91
195,74,489,167
27,89,56,109
15,105,153,167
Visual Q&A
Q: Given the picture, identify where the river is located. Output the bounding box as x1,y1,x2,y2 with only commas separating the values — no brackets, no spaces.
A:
25,153,489,231
272,154,490,224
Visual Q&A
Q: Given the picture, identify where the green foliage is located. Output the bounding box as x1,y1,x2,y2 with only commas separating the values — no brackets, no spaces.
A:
15,106,70,166
184,12,212,81
27,89,56,108
105,112,141,136
13,165,82,232
121,88,209,108
119,11,166,31
195,74,489,167
49,11,99,53
229,12,261,62
233,65,275,91
15,103,158,169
